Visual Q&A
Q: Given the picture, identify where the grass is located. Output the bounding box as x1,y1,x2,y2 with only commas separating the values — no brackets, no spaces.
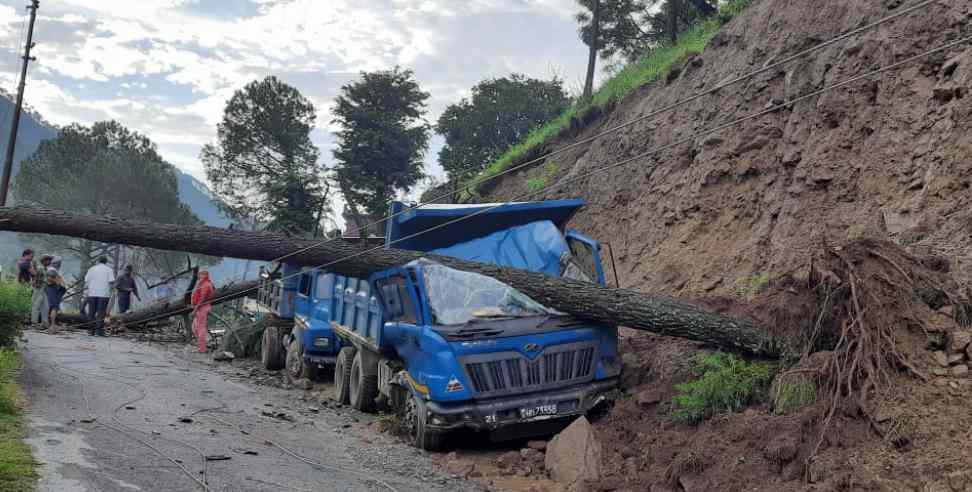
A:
526,161,559,192
0,349,36,492
672,352,776,424
772,374,818,415
458,0,751,202
0,282,31,347
734,272,772,300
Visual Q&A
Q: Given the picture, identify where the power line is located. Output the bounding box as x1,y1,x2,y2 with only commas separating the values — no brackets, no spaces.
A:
67,0,948,326
68,33,972,332
142,0,941,304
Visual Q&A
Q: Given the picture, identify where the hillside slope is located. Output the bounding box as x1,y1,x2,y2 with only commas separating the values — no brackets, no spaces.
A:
467,1,972,490
484,0,971,298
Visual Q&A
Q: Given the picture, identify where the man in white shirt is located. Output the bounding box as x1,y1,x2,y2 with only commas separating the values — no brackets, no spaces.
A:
84,256,115,336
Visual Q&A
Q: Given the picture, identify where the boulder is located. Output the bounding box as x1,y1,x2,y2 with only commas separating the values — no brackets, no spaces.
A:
950,365,969,377
545,417,602,487
636,388,662,407
527,440,548,451
932,351,950,367
947,331,971,354
947,353,966,365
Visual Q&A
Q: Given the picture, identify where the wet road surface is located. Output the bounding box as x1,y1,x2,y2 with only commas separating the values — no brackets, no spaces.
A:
19,331,479,492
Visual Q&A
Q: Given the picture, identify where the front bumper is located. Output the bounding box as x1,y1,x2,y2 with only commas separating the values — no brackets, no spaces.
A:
424,378,618,439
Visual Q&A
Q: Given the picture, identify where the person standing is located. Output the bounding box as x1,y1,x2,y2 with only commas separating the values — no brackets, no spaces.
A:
30,255,52,328
115,265,140,314
84,257,115,337
45,256,66,331
16,249,34,284
190,270,214,353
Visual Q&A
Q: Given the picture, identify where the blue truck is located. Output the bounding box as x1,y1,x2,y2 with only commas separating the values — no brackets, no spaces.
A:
258,199,620,449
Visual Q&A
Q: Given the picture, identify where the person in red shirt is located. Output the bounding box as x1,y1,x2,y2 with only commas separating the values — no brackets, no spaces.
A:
190,270,215,353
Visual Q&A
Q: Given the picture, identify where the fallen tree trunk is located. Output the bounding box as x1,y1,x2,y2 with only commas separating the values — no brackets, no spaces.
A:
0,206,791,356
110,279,259,327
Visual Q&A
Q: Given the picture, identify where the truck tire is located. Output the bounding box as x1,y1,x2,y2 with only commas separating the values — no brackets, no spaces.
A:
334,347,355,405
285,337,319,383
261,324,285,370
349,351,379,413
405,392,443,451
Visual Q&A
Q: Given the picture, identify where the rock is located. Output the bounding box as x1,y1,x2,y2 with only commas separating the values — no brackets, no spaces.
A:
948,353,966,365
527,440,548,451
949,381,959,389
496,450,520,469
947,331,972,354
636,389,662,407
295,378,313,390
650,485,678,492
873,409,896,424
950,365,969,377
520,448,544,462
702,277,722,292
932,351,950,367
932,368,947,377
545,417,602,487
213,351,235,361
939,305,956,318
946,471,967,491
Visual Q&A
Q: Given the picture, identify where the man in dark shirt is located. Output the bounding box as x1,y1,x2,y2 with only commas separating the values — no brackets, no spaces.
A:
16,249,34,284
115,265,140,314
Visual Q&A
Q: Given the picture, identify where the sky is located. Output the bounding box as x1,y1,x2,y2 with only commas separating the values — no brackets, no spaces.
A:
0,0,601,217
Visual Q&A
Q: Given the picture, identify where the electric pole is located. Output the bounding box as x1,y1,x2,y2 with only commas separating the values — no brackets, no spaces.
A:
0,1,40,206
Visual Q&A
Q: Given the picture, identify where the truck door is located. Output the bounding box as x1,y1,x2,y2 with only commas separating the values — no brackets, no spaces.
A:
564,231,606,286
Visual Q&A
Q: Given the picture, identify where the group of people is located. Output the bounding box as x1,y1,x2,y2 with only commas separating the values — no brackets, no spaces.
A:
15,248,215,351
16,250,141,335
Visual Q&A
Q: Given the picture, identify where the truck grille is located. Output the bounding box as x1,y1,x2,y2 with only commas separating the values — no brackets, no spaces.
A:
461,343,597,398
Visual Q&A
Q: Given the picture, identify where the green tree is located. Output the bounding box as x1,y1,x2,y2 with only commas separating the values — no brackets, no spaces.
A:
14,120,211,300
332,67,430,227
436,74,569,181
201,76,329,236
576,0,715,66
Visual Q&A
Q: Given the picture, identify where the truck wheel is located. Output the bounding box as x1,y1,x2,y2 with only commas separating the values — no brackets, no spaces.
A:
334,347,355,404
261,324,285,370
404,392,443,451
285,338,318,383
349,351,379,413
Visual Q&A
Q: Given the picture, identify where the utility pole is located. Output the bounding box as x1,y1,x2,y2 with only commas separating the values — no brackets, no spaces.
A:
0,1,40,206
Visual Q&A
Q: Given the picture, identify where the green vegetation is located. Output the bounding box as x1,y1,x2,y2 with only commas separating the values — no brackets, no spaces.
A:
0,282,30,348
526,162,560,192
459,0,750,202
672,352,776,423
0,349,36,491
772,374,818,415
734,272,772,300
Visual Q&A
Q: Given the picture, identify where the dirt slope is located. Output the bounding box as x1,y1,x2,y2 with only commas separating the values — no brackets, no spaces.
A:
484,0,972,297
468,0,972,491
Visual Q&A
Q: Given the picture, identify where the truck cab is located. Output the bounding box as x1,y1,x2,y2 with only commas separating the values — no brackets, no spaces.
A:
332,200,620,449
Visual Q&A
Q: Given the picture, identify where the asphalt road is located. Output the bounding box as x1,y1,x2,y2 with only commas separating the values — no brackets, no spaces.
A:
19,331,479,492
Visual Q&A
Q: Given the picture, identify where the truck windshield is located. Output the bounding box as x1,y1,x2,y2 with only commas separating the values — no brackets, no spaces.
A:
418,260,560,326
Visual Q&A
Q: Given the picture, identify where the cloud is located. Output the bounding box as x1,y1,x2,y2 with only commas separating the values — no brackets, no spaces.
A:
0,0,596,192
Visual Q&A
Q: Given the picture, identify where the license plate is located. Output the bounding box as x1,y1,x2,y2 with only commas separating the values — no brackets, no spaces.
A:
520,404,558,419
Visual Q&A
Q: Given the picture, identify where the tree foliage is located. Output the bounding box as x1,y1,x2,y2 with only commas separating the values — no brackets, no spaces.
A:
436,74,568,181
201,76,329,236
576,0,715,64
331,67,430,223
14,120,210,295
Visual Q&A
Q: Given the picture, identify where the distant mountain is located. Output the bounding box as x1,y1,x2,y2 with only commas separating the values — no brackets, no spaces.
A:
0,94,260,282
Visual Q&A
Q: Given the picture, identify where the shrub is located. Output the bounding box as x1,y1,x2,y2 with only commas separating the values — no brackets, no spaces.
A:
772,374,818,415
0,348,35,491
0,282,31,347
526,161,559,193
672,353,776,423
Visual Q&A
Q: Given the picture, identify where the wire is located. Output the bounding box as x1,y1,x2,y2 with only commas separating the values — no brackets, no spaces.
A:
93,0,943,318
66,33,972,332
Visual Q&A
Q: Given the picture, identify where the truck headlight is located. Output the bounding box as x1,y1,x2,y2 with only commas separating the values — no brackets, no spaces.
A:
313,337,330,348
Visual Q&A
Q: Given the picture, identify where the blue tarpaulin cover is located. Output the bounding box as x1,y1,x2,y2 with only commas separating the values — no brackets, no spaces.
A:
431,220,566,277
